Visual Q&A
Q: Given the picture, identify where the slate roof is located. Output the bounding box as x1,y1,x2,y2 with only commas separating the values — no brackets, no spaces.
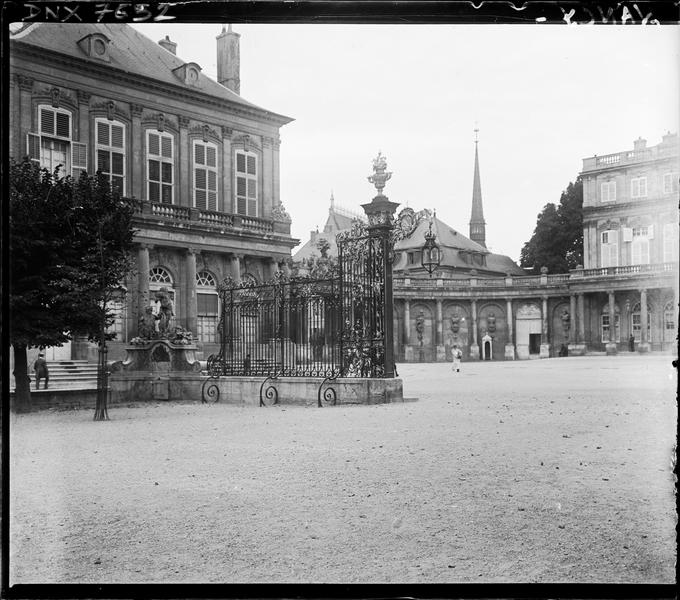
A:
10,23,292,124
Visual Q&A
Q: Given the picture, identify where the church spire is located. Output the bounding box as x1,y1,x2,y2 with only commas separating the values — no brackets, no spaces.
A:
469,126,487,248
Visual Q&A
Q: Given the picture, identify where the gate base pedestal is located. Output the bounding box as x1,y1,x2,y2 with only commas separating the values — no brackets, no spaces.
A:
469,345,480,361
504,344,515,360
539,343,550,359
605,342,618,355
568,343,587,356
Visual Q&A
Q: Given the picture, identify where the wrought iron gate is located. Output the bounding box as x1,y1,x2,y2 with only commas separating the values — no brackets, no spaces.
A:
205,221,393,384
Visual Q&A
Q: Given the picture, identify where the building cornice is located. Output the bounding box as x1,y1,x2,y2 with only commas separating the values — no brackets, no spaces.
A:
11,41,293,128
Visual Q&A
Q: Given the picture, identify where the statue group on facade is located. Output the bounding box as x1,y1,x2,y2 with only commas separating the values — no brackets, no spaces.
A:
132,286,194,345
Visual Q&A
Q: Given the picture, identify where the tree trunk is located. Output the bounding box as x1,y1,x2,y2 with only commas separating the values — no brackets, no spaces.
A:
12,345,32,413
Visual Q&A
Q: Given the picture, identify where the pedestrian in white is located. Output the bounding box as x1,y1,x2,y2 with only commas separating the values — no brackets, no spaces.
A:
452,344,462,372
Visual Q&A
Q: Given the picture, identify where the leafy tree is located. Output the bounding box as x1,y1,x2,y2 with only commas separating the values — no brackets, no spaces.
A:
9,159,137,414
520,178,583,274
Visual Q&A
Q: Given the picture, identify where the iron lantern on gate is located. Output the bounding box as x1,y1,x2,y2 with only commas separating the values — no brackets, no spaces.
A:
421,219,441,277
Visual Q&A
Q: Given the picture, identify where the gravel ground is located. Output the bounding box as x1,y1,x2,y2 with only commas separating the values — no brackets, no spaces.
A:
9,355,677,584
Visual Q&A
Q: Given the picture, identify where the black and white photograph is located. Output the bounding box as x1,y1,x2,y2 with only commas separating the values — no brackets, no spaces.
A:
4,1,678,591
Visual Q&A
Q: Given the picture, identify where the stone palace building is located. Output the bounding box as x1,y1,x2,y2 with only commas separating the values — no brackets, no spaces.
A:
10,23,298,363
295,135,679,361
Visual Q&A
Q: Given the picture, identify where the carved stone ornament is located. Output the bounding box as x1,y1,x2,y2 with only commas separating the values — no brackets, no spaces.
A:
107,100,116,120
178,115,190,128
131,103,144,117
17,74,34,91
272,200,292,223
367,151,392,195
221,125,233,139
77,89,91,104
486,312,497,333
51,87,61,108
157,113,166,132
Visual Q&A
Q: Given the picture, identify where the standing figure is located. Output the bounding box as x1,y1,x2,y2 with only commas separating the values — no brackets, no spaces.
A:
628,334,635,352
154,287,174,336
451,344,462,373
33,353,49,389
243,353,251,375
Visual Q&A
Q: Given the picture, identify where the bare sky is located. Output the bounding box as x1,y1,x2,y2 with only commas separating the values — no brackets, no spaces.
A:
132,23,679,261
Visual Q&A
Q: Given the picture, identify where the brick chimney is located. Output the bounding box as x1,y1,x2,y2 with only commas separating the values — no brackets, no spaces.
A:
216,24,240,94
158,35,177,55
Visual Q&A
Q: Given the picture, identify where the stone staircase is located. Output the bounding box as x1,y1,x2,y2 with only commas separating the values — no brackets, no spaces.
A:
22,360,99,390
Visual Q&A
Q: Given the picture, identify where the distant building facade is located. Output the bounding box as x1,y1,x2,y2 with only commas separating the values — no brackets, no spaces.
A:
295,135,678,362
10,23,298,363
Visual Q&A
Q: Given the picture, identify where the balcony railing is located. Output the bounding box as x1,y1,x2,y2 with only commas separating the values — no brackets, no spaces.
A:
394,262,678,292
135,200,288,236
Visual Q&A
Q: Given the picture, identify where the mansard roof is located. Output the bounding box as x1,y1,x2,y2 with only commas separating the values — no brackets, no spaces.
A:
10,23,292,125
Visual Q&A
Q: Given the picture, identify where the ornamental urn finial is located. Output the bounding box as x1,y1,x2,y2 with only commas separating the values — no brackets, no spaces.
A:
367,151,392,196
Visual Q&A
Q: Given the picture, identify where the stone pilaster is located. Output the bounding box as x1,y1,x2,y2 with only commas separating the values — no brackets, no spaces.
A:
178,115,190,207
505,298,515,359
231,254,242,284
469,299,479,360
435,299,445,361
131,103,144,200
540,296,550,358
639,289,650,352
185,248,198,335
77,90,91,144
606,291,617,355
403,299,411,345
262,136,274,219
221,125,233,213
18,75,34,152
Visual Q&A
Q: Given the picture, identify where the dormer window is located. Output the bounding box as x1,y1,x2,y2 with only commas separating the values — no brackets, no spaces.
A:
77,33,111,62
172,62,202,87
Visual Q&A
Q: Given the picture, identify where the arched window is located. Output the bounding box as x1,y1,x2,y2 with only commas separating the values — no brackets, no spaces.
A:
196,270,218,343
631,302,652,343
601,304,620,342
664,301,675,343
148,267,176,318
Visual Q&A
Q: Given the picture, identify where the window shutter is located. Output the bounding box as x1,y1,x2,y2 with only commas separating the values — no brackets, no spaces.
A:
207,146,216,167
97,121,109,146
195,143,205,165
247,155,256,175
40,108,55,136
71,142,88,178
26,132,41,164
647,224,654,239
111,125,123,148
56,112,70,138
195,188,206,209
148,132,159,156
111,152,124,176
161,136,172,159
622,228,633,242
236,153,245,173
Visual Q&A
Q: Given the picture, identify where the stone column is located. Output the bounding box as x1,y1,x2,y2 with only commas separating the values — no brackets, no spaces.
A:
403,299,411,343
221,125,233,213
131,104,144,200
505,298,515,360
133,244,151,341
639,288,650,352
268,257,278,281
435,299,445,361
178,115,190,207
577,293,585,344
273,137,281,211
231,254,242,284
469,299,479,360
606,291,617,355
569,295,577,344
185,248,198,335
540,296,550,358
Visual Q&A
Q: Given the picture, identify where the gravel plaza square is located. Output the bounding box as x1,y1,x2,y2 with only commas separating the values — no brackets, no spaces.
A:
8,354,677,584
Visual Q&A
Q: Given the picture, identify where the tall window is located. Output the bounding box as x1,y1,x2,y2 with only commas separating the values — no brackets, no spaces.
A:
600,230,618,268
235,150,257,216
663,223,678,262
146,130,173,204
631,302,652,343
193,141,218,211
96,119,126,194
630,177,647,199
601,311,620,343
664,301,675,342
663,173,678,195
196,271,218,343
631,226,650,265
27,105,87,178
601,181,616,203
